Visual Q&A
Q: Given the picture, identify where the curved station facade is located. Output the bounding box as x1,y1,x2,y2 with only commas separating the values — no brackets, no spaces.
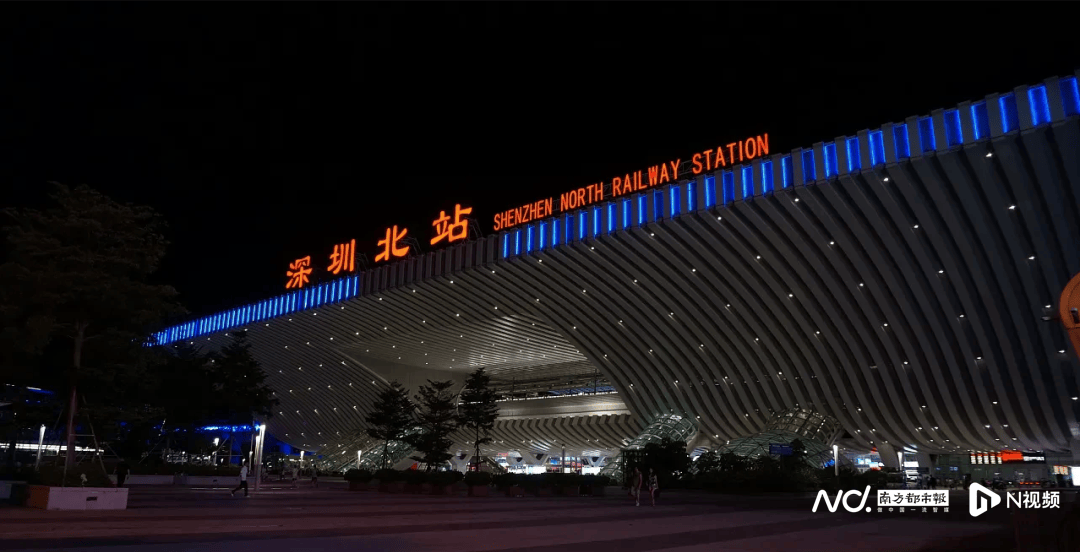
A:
155,73,1080,482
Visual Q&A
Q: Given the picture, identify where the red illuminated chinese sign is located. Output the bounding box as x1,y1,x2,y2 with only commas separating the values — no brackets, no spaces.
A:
493,133,770,231
286,256,313,289
328,239,356,275
431,204,472,245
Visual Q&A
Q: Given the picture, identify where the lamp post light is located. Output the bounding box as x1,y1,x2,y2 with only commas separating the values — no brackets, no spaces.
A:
833,445,839,477
253,424,266,492
898,451,905,489
357,450,362,469
35,425,46,470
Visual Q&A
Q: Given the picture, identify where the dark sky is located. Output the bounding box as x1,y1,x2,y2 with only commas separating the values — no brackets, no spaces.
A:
1,3,1077,321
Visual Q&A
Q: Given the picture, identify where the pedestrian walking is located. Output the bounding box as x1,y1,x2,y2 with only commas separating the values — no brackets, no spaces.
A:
310,465,319,488
291,465,299,488
116,461,130,488
231,463,249,497
633,466,643,507
647,468,659,507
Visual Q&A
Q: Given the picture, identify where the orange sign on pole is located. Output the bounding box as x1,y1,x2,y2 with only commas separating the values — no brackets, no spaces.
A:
430,204,472,245
375,225,410,262
285,256,313,289
328,239,357,275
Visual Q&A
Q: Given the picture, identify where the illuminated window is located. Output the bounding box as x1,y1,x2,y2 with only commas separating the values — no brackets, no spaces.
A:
944,109,963,147
999,93,1018,133
845,137,861,172
607,203,615,234
621,198,631,229
526,225,534,253
514,230,521,255
741,166,753,199
918,117,935,153
670,185,681,217
760,161,773,195
578,212,586,241
801,150,816,183
552,216,561,246
566,213,575,243
539,221,547,249
893,124,910,159
722,171,735,205
653,190,664,221
592,206,600,237
823,143,837,178
1027,85,1051,126
704,175,716,207
637,195,646,225
868,131,885,166
687,180,697,210
1061,77,1080,117
971,102,990,140
780,156,793,188
502,233,509,258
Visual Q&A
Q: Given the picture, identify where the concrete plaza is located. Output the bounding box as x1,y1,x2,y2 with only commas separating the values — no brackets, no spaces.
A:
0,481,1023,552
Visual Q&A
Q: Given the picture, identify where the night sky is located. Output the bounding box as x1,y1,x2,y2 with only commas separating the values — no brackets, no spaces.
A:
1,4,1077,321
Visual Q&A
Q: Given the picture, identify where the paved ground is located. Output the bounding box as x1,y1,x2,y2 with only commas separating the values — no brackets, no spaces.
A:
0,482,1037,552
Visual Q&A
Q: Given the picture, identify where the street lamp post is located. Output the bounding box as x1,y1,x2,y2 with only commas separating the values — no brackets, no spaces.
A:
357,450,362,470
252,424,266,492
898,451,905,489
213,438,220,465
833,445,839,477
35,425,46,470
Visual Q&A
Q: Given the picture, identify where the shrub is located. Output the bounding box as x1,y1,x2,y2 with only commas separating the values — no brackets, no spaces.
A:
464,471,492,487
428,471,463,486
492,473,520,489
344,469,373,483
374,468,400,483
28,466,115,488
403,469,427,485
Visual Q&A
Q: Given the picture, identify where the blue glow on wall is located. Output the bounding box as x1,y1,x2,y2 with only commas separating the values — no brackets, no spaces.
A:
1027,85,1051,126
501,234,509,258
621,198,631,229
999,93,1018,133
592,206,601,237
971,102,990,140
845,137,861,172
780,156,792,188
653,190,663,221
704,175,716,206
823,143,837,178
687,181,697,210
761,161,773,195
741,166,753,198
578,212,586,240
918,117,936,152
868,131,884,166
1061,77,1080,117
944,109,963,147
539,221,547,249
893,124,910,159
514,230,521,255
801,150,816,182
526,225,534,253
607,203,616,233
722,171,735,205
552,216,560,246
566,213,574,243
637,195,646,226
670,185,681,217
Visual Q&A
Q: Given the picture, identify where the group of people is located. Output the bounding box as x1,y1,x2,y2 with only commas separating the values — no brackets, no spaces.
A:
628,466,659,507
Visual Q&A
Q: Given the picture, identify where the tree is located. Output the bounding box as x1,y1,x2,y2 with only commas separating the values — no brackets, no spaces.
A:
407,380,459,471
206,331,277,424
642,437,690,487
692,449,722,475
0,183,183,469
364,381,414,470
457,368,499,472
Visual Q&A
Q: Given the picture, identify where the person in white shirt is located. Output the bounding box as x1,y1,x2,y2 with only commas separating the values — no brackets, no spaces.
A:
231,463,249,497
